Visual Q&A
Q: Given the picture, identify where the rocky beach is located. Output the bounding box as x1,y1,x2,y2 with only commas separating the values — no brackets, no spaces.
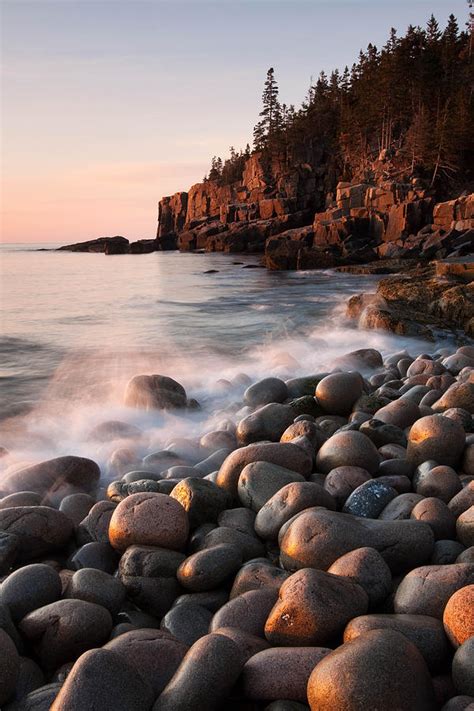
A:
1,338,474,709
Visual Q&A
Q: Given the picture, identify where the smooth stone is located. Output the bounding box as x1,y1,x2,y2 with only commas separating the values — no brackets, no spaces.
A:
8,655,45,704
126,479,162,495
109,492,189,552
462,443,474,475
59,493,95,525
373,398,420,428
142,450,189,474
218,508,257,537
1,456,100,505
212,626,270,663
415,465,462,502
188,523,218,552
376,474,411,493
14,682,62,710
152,633,244,711
315,372,363,416
238,462,305,512
394,563,474,618
280,508,434,573
200,526,265,562
69,541,119,573
200,429,236,452
359,419,407,448
241,647,331,702
342,480,397,518
432,382,474,414
452,638,474,696
334,348,383,370
0,531,19,574
285,375,328,398
0,491,42,509
195,448,233,475
378,493,425,520
443,584,474,647
66,568,126,615
328,547,392,607
344,613,449,672
407,415,466,468
443,408,473,432
104,628,188,697
280,420,326,451
0,507,73,561
316,431,380,475
169,477,230,529
457,546,474,564
210,588,279,638
78,500,116,543
431,540,466,565
411,497,457,540
216,442,312,500
244,378,288,407
306,629,436,710
160,603,213,646
237,403,295,444
0,628,19,705
230,560,290,598
457,506,474,547
124,374,187,410
255,482,336,540
118,545,184,617
449,482,474,517
323,466,372,508
173,589,229,613
177,544,242,592
50,648,154,710
19,599,113,671
265,568,367,646
0,563,62,622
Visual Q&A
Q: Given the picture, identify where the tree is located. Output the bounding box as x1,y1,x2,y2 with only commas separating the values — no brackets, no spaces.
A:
253,67,282,151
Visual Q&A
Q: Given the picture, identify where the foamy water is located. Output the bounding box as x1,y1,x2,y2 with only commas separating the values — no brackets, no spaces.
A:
0,244,451,479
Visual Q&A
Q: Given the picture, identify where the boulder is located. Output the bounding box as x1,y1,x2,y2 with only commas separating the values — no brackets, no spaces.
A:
124,374,188,410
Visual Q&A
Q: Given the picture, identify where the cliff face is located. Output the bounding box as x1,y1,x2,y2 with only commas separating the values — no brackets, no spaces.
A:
155,150,473,269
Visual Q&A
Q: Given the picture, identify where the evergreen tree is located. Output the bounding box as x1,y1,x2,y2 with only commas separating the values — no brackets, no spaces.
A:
253,67,282,151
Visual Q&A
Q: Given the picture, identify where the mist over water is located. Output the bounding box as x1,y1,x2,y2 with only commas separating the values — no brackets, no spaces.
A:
0,245,449,480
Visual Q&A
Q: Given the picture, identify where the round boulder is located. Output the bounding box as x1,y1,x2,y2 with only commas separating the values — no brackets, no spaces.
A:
124,374,187,410
316,431,380,475
407,415,466,468
443,584,474,647
315,372,363,416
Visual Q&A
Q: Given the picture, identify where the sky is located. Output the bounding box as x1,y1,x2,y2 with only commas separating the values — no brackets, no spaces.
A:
1,0,469,243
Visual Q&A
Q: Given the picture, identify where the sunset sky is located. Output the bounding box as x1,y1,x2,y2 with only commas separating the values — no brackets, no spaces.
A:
1,0,468,243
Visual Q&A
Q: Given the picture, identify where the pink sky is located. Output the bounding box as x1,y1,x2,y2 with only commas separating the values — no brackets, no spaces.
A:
1,0,467,244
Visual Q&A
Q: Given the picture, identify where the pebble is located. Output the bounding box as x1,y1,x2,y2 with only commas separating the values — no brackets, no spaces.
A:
255,482,335,539
452,638,474,696
342,480,397,518
66,567,126,615
394,563,474,618
328,547,392,607
210,588,278,638
0,506,73,561
177,543,242,591
238,461,305,512
443,584,474,647
124,373,188,410
315,372,363,415
170,477,230,528
316,431,380,475
160,602,213,646
0,627,20,706
0,563,62,622
407,414,467,467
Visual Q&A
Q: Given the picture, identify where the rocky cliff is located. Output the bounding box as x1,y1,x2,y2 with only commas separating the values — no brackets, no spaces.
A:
156,150,473,270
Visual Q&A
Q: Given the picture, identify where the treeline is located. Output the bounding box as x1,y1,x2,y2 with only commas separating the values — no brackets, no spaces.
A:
205,13,473,194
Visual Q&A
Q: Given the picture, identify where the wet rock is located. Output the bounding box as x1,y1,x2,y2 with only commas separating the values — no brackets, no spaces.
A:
344,613,449,672
118,545,184,617
153,633,244,711
218,507,257,537
415,465,462,502
237,403,295,444
201,526,265,561
50,648,154,710
19,599,113,671
160,602,212,646
78,500,116,544
69,541,119,573
0,563,62,622
109,492,189,552
0,628,19,706
241,647,331,702
170,477,230,529
1,456,100,505
124,374,187,410
216,442,312,499
359,419,407,448
342,480,397,518
238,461,305,512
315,372,363,416
394,563,474,618
280,508,434,573
328,547,392,607
316,431,380,475
177,544,242,591
407,414,466,468
0,507,73,561
457,506,474,547
306,629,436,711
280,420,326,450
452,638,474,696
443,584,474,647
210,588,278,638
59,493,95,525
449,482,474,518
432,382,474,414
323,466,372,508
0,491,42,509
411,497,457,540
173,589,229,613
230,560,289,598
212,626,270,663
373,398,420,429
255,482,336,540
0,531,19,574
66,568,126,616
104,628,188,697
264,568,368,646
244,378,288,407
431,540,466,565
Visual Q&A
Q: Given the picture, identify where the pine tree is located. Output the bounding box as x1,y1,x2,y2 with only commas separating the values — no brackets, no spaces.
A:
253,67,282,151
